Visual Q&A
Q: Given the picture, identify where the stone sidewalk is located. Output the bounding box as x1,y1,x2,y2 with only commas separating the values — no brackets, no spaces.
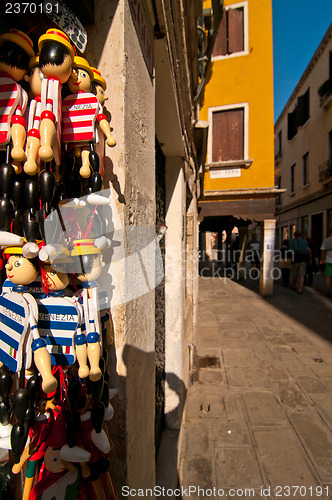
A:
179,276,332,500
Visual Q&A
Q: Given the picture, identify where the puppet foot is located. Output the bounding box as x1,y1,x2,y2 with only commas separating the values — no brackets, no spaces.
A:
89,368,102,382
11,146,25,162
41,374,57,394
78,365,90,379
39,145,53,162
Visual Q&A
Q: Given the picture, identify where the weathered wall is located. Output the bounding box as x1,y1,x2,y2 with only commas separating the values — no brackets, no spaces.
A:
86,0,156,493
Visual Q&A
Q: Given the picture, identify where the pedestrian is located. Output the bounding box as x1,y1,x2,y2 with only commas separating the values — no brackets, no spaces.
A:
305,237,318,287
320,228,332,297
247,233,260,277
279,239,291,286
289,231,312,294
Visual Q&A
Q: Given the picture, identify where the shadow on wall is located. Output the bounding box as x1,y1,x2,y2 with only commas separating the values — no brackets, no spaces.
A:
85,0,119,68
108,341,187,497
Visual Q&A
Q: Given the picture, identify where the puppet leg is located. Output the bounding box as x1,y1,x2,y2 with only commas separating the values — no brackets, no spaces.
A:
87,332,102,382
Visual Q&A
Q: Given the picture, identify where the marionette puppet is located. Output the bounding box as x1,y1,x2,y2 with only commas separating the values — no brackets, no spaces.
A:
12,395,55,500
29,406,87,500
71,239,104,382
37,28,74,168
0,29,34,163
62,57,116,183
0,241,57,394
36,256,90,378
23,56,43,175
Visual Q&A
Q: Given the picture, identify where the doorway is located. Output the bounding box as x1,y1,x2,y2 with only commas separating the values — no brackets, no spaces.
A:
311,212,323,248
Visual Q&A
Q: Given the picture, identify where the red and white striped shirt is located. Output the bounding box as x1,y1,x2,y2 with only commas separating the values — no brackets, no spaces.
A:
62,91,101,143
0,74,27,146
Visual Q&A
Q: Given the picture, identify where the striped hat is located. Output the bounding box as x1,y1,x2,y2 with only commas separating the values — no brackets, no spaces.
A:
91,67,106,91
29,56,39,71
0,29,35,58
72,56,94,80
38,29,74,60
71,239,101,257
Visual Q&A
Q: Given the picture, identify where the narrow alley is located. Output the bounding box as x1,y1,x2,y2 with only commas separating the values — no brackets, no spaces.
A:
179,276,332,499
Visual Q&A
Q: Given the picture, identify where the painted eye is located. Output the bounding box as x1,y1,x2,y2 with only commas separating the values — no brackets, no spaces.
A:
50,271,56,276
14,261,21,267
53,457,57,462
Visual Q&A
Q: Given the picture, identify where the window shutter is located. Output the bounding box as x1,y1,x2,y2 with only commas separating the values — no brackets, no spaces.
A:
228,8,244,54
297,88,310,126
212,108,244,162
213,12,227,57
287,109,297,140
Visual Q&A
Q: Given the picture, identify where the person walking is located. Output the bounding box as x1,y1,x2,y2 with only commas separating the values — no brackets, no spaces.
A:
289,231,312,294
320,229,332,297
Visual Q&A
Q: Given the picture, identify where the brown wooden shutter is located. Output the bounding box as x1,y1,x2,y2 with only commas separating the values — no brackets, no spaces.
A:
228,8,244,54
212,12,227,57
212,108,244,162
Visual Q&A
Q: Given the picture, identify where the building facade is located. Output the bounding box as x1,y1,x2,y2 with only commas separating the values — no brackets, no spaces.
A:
198,0,277,294
275,23,332,250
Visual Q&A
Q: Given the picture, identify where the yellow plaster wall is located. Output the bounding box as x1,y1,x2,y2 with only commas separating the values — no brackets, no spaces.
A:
201,0,275,193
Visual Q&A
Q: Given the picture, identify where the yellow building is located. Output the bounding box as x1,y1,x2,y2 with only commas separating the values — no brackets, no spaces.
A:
198,0,278,293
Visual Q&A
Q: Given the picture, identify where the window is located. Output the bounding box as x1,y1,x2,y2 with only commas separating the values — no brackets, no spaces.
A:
297,88,310,126
277,131,282,155
288,109,297,140
287,88,310,140
302,152,309,186
290,164,295,193
213,3,247,58
282,226,289,241
211,107,244,162
276,176,281,205
275,130,282,160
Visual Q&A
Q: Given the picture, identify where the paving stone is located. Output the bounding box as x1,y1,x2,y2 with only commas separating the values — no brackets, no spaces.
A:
271,381,311,410
279,354,307,372
223,393,246,421
223,349,258,368
253,428,321,490
226,367,250,387
208,421,251,447
262,363,290,381
310,363,332,378
289,410,332,482
282,332,304,343
199,368,223,385
297,376,331,394
291,342,323,355
242,391,287,426
181,455,216,497
245,367,270,388
183,422,214,456
267,336,289,346
253,344,278,362
215,446,263,490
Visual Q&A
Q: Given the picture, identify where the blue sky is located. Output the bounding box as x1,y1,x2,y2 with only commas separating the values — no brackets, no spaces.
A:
272,0,332,121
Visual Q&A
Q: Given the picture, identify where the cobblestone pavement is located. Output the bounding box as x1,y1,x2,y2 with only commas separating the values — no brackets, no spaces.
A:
179,275,332,500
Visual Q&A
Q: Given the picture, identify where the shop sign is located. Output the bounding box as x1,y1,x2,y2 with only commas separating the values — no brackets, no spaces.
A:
129,0,154,77
210,169,241,178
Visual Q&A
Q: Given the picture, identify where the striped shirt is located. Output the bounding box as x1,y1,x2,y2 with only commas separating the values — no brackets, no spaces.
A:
0,74,27,146
62,91,101,143
37,296,80,366
0,292,29,372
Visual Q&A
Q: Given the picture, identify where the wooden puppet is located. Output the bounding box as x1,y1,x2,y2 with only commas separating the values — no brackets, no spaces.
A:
37,29,74,166
62,57,116,180
23,56,43,175
91,67,116,179
36,259,89,377
0,29,35,162
29,406,86,500
71,239,104,382
0,242,57,394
